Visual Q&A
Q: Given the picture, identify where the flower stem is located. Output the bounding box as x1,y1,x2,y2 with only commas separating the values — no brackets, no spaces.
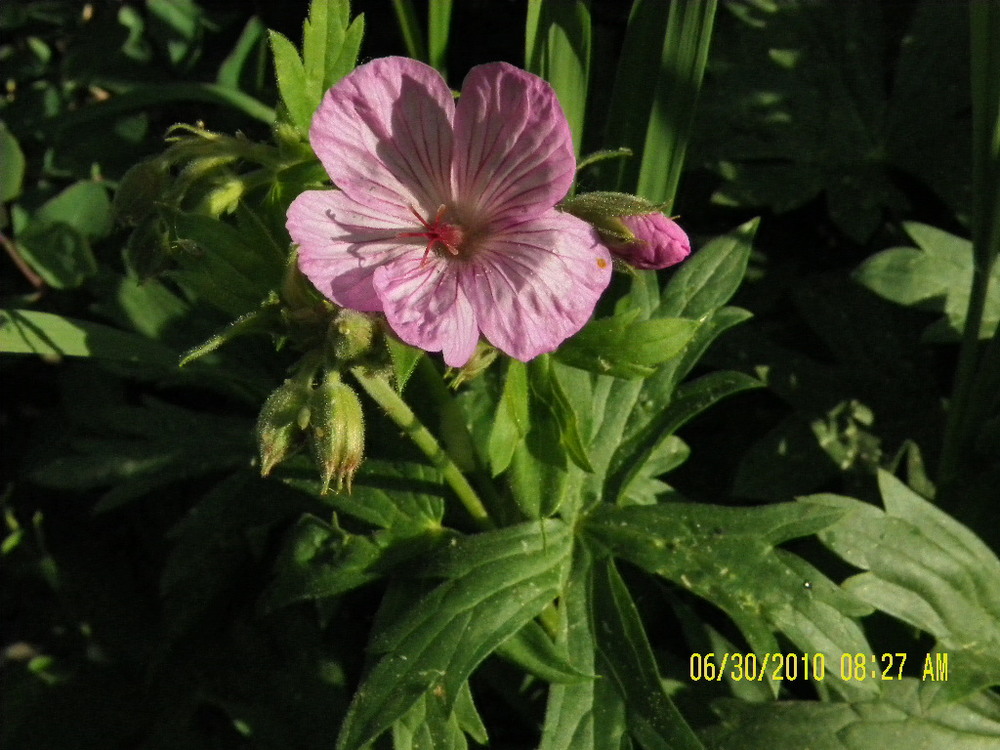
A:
350,365,492,529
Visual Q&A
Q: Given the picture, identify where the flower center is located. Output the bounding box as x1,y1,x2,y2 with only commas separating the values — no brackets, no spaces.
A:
399,205,468,262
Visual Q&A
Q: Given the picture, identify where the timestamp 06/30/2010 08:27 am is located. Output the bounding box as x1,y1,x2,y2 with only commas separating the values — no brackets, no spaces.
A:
688,651,950,684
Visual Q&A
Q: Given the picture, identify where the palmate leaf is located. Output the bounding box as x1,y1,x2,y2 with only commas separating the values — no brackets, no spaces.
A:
855,222,1000,341
702,679,1000,750
812,470,1000,701
336,520,572,750
585,501,877,699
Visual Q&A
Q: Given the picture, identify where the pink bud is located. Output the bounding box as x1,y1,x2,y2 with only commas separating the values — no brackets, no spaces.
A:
611,213,691,270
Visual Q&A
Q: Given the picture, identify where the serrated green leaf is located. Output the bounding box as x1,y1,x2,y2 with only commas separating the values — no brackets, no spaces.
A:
533,357,593,473
608,370,763,504
336,520,572,750
586,501,877,699
593,558,705,750
813,471,1000,700
702,679,1000,750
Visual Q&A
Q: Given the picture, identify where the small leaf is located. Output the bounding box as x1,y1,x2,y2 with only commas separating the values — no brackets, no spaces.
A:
495,620,590,685
269,29,312,134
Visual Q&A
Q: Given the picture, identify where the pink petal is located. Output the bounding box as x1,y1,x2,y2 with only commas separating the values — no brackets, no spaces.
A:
288,190,416,311
466,211,612,362
452,63,576,225
374,257,479,367
310,57,455,217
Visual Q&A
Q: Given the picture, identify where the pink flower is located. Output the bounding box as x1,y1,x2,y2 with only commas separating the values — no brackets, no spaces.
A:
287,57,612,367
611,213,690,270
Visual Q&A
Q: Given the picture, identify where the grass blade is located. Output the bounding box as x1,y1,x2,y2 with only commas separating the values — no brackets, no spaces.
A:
525,0,592,155
428,0,453,75
391,0,427,63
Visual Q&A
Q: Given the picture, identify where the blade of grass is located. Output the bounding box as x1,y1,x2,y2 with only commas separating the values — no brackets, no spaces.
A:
428,0,453,75
391,0,427,63
635,0,717,207
525,0,592,155
939,1,1000,483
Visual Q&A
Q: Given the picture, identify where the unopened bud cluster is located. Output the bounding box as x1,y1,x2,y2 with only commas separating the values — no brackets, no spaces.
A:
255,365,365,494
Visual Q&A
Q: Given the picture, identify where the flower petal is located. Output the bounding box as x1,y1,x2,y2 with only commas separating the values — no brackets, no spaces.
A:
374,257,479,367
453,62,576,226
466,211,612,361
310,56,455,216
288,189,416,311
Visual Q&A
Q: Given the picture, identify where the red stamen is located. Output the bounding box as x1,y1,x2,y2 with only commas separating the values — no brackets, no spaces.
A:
397,205,465,263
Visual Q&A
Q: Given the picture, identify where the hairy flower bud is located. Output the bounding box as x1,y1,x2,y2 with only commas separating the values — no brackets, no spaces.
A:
331,309,377,362
308,371,365,494
256,378,310,476
560,191,691,271
608,213,690,270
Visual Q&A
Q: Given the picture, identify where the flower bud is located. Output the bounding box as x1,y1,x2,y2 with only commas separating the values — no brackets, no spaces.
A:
330,309,377,362
448,342,497,388
308,371,365,494
256,378,311,476
607,213,691,270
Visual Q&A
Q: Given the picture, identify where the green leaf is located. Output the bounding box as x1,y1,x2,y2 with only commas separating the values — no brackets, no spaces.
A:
659,218,758,319
0,120,25,202
0,309,176,366
618,434,689,506
487,359,529,476
608,370,763,504
336,520,572,750
586,501,877,699
16,222,96,289
633,0,717,206
217,16,266,91
281,459,446,535
385,335,423,392
495,620,590,685
390,0,426,63
533,356,594,473
269,30,312,134
262,513,444,611
702,679,1000,750
427,0,453,74
539,548,628,750
302,0,364,100
593,558,705,750
557,310,700,379
855,222,1000,341
813,470,1000,700
525,0,591,154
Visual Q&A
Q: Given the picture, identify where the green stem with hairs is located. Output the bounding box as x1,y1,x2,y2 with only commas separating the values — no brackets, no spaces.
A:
350,365,492,529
